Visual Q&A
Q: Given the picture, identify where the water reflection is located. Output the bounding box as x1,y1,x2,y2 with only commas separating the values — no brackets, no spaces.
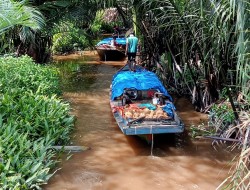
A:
53,61,99,92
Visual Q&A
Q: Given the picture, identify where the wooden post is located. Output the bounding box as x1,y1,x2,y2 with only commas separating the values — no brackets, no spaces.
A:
52,146,90,152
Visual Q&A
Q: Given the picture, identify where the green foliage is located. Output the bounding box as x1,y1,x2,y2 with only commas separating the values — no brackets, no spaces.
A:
0,0,45,55
189,123,214,138
0,56,75,189
90,10,104,34
90,10,118,34
210,103,235,124
0,55,61,95
133,0,249,111
52,21,89,54
52,9,118,54
0,126,56,189
0,0,45,35
100,22,115,33
0,93,74,144
208,102,236,138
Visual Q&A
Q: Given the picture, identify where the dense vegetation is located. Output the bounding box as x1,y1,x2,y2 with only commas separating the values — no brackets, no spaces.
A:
0,56,74,189
0,0,249,189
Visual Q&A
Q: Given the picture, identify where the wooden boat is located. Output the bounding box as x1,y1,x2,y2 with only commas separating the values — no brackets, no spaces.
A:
96,45,125,61
110,64,184,142
95,36,126,61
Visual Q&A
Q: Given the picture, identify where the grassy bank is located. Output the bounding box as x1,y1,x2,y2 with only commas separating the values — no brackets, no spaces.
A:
0,56,75,189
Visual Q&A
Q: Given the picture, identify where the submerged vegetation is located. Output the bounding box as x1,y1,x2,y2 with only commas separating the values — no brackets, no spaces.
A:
0,56,74,189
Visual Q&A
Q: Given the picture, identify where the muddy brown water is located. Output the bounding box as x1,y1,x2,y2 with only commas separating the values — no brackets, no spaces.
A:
44,51,236,190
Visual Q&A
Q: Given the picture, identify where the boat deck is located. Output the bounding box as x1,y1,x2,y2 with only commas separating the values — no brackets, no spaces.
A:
109,63,184,136
110,100,184,135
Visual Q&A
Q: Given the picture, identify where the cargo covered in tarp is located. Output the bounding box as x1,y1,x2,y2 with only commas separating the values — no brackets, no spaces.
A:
110,70,173,101
96,37,126,46
109,64,184,139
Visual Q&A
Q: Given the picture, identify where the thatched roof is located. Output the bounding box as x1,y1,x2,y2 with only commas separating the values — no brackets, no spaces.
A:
103,8,118,23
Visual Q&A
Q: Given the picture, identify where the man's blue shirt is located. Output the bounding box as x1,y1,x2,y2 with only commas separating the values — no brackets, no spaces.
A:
126,35,138,53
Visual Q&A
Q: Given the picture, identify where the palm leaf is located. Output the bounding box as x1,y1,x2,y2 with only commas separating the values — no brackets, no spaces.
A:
0,0,45,35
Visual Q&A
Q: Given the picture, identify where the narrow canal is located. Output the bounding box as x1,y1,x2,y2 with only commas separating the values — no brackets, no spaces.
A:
44,51,236,190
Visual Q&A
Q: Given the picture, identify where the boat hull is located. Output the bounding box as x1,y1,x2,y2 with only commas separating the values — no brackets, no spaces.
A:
96,35,126,61
96,48,125,61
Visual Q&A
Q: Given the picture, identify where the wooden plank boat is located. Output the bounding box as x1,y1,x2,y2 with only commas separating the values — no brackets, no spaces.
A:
96,45,125,61
110,64,184,141
95,36,126,61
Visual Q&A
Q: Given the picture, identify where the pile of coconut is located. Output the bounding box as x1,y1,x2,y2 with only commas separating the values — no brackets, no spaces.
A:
123,106,170,120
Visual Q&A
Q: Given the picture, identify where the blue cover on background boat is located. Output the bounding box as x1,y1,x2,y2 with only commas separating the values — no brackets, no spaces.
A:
111,70,173,101
97,37,126,46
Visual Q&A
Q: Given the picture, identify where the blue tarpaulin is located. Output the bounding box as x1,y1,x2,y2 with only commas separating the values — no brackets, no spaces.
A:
111,70,173,101
162,102,176,118
97,37,126,46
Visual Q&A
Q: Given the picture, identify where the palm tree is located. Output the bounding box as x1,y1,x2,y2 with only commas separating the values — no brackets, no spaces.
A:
13,0,75,63
130,0,249,115
0,0,45,54
100,0,249,109
1,0,100,62
0,0,45,34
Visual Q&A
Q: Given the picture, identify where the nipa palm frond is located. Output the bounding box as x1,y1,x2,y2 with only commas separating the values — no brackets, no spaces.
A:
0,0,45,35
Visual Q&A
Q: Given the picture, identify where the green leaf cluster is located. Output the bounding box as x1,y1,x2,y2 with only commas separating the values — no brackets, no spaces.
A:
0,55,61,96
52,21,89,54
0,0,45,35
210,104,235,124
90,10,120,34
0,56,75,189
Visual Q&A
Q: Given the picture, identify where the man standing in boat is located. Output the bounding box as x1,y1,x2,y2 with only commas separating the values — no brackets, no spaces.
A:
125,31,139,71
